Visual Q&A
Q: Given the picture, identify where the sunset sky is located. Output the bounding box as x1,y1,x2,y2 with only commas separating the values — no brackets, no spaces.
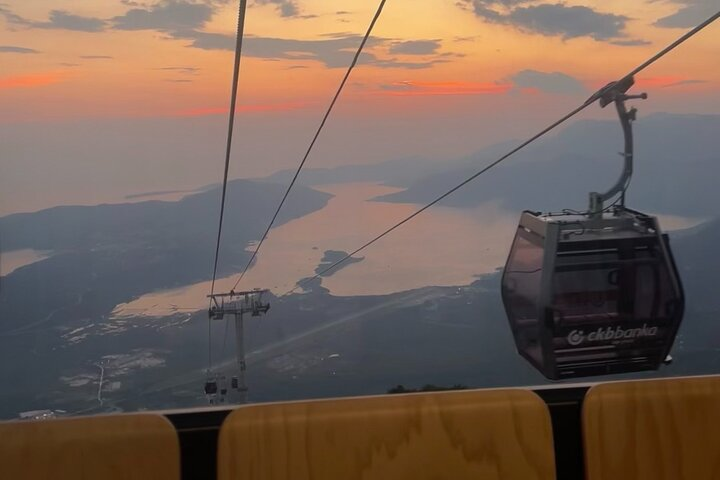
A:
1,0,718,214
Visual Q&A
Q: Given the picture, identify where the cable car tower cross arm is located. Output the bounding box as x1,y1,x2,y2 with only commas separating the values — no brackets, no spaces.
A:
207,289,270,403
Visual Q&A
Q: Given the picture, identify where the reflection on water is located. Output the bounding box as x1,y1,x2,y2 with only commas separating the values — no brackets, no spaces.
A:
1,249,50,276
112,182,518,317
112,183,706,319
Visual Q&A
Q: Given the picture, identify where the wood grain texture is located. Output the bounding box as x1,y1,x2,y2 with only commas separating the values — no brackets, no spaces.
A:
218,389,556,480
584,376,720,480
0,413,180,480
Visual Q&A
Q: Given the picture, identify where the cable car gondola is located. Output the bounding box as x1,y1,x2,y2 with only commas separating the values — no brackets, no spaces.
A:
204,379,218,395
501,77,684,380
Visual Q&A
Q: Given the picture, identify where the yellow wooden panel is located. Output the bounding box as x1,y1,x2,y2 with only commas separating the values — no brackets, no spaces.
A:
219,389,555,480
0,413,180,480
584,376,720,480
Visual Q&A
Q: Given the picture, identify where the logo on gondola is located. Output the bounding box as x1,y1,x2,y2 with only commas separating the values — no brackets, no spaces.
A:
567,324,659,346
567,330,585,346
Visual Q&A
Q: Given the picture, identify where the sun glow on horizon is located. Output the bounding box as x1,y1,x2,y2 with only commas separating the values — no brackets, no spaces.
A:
0,71,66,89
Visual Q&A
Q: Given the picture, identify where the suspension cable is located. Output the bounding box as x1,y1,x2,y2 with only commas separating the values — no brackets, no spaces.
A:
623,11,720,85
231,0,388,291
281,10,720,296
207,0,249,375
209,0,249,299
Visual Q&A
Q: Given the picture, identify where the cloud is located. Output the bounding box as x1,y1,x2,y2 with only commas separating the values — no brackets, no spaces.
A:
0,2,454,71
112,0,213,31
0,7,106,32
180,31,374,66
80,55,114,59
0,4,29,26
157,66,199,74
388,40,441,55
175,30,446,69
42,10,106,32
655,0,717,28
254,0,299,18
370,58,448,69
507,4,626,40
379,80,511,96
0,45,39,53
0,72,64,89
509,69,585,94
635,75,707,88
459,1,640,43
453,35,480,42
0,1,222,34
181,31,353,66
610,38,652,46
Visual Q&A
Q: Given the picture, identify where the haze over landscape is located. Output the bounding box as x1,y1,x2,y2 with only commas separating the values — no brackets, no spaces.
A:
2,0,719,215
1,0,719,417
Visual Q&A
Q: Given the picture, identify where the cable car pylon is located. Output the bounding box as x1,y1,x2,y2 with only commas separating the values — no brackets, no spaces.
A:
206,289,270,403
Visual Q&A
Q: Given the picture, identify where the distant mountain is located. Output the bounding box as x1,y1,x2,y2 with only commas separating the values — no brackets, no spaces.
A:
376,113,720,217
0,180,331,332
256,155,447,187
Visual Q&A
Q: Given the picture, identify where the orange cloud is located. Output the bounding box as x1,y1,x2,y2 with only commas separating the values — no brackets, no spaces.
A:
174,102,308,117
379,81,511,96
0,72,64,89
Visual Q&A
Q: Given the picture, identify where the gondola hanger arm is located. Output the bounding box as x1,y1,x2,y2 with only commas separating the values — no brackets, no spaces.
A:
587,76,647,217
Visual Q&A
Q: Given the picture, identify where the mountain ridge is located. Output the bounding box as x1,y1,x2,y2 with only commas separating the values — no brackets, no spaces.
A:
373,112,720,217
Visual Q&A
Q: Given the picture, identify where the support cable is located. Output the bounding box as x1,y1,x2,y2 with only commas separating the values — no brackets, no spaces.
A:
208,0,249,374
231,0,388,291
281,10,720,296
210,0,249,298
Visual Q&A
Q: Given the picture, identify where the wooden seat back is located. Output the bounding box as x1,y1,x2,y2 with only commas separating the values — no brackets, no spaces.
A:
0,413,180,480
219,389,556,480
583,376,720,480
